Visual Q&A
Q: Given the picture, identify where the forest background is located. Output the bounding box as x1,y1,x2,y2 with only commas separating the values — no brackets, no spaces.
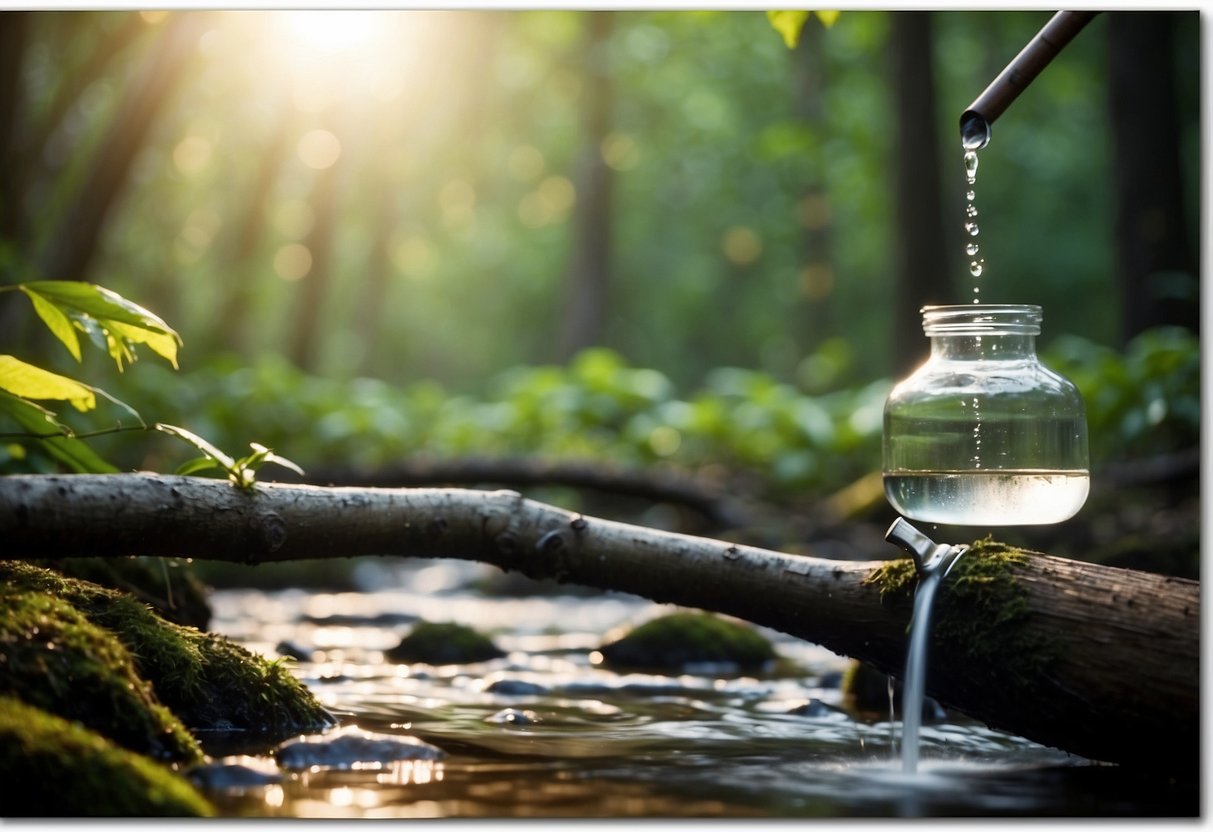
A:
0,9,1200,575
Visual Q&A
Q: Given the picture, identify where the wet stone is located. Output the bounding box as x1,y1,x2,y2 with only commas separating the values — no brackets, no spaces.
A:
186,759,283,790
786,699,850,720
275,725,446,771
385,620,505,665
275,640,313,662
485,708,541,726
486,679,549,696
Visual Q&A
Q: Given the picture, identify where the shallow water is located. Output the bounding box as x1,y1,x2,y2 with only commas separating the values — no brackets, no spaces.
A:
199,560,1197,818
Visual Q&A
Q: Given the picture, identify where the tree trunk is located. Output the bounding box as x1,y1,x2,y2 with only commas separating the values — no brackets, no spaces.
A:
889,12,952,376
558,11,615,361
1107,11,1199,342
38,12,204,282
0,472,1196,771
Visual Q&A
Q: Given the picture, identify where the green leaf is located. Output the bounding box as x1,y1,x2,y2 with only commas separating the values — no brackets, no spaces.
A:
19,281,181,371
174,456,224,476
0,391,119,473
767,10,810,48
814,10,840,28
0,355,96,412
21,287,82,362
154,423,237,473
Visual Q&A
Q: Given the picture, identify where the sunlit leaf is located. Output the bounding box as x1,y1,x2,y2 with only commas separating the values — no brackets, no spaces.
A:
0,390,118,473
814,10,841,28
766,10,810,49
21,287,81,362
154,422,237,472
0,355,96,412
19,281,182,371
108,320,180,369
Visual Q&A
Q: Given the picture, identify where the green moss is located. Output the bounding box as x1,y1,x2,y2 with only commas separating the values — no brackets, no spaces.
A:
0,561,334,741
0,696,214,817
862,539,1055,685
386,620,506,665
0,589,202,763
34,556,211,630
598,611,777,672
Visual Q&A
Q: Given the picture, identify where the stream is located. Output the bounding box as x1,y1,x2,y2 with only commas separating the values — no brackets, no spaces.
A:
197,559,1195,819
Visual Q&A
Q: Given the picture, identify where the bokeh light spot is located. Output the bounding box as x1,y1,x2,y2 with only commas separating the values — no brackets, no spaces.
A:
721,226,762,266
274,243,313,281
297,129,341,170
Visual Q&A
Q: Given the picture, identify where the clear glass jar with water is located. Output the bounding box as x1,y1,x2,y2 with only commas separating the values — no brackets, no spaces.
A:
883,304,1089,525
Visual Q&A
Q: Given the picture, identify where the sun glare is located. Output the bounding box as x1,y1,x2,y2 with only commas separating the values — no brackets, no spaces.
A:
285,11,379,53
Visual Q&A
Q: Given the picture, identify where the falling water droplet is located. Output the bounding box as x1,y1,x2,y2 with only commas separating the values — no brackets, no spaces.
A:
966,242,979,256
970,259,985,277
966,204,978,218
964,150,979,181
965,222,979,236
966,190,976,201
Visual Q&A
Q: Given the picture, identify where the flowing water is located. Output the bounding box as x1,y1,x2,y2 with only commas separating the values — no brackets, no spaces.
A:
193,559,1196,818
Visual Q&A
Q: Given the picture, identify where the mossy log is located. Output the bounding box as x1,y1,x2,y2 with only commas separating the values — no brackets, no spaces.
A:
0,473,1198,769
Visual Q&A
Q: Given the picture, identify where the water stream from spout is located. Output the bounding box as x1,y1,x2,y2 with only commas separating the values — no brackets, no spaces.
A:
899,546,965,774
884,519,968,775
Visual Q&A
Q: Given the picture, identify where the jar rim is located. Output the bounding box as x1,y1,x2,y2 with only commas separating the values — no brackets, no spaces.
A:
921,304,1042,335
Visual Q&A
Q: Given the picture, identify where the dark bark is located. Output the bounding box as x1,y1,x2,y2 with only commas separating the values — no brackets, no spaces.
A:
558,11,615,361
0,472,1197,770
0,12,29,247
790,19,834,352
889,12,952,376
1107,12,1199,342
38,12,205,282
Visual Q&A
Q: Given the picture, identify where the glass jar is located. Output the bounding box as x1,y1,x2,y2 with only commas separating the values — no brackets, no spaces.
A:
883,304,1089,526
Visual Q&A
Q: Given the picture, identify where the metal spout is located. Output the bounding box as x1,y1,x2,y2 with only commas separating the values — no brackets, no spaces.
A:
960,10,1100,149
885,517,968,578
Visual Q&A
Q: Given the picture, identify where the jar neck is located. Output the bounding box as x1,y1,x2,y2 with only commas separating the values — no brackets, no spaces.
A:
929,333,1037,360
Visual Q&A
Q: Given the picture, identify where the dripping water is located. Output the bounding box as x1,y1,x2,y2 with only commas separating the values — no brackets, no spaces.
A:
961,117,988,301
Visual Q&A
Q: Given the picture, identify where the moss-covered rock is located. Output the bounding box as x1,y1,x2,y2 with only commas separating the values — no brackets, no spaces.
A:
0,696,214,817
0,561,334,741
385,620,505,665
35,556,211,630
0,589,202,763
597,611,777,673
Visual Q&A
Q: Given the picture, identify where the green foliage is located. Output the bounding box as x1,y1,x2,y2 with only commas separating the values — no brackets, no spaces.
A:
1043,327,1199,462
0,696,214,817
0,281,179,472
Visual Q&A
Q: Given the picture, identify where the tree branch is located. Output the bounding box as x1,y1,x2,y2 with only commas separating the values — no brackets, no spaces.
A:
0,472,1197,770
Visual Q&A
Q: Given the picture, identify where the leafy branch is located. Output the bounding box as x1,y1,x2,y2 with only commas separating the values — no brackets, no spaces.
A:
0,281,299,488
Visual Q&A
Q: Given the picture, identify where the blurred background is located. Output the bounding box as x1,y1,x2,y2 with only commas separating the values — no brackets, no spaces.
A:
0,10,1200,574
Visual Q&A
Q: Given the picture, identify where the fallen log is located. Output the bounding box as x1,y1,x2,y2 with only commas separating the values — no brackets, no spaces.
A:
0,472,1198,769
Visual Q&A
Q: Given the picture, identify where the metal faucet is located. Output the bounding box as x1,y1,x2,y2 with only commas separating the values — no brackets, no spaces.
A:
885,517,967,579
960,10,1100,150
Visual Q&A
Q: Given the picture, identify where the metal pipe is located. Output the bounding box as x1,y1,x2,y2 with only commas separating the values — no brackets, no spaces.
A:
884,517,967,578
960,10,1100,149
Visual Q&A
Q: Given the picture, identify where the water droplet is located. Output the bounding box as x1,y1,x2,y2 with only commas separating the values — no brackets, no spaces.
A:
965,222,979,236
966,242,979,256
964,150,979,180
969,259,984,277
966,190,976,201
966,204,978,218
